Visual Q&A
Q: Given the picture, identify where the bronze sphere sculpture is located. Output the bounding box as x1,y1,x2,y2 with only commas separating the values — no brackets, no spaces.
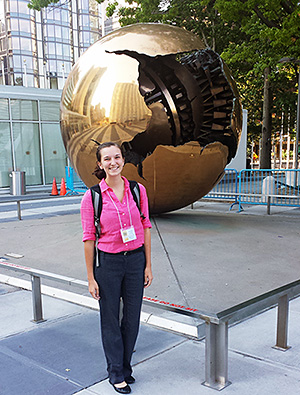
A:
60,23,242,214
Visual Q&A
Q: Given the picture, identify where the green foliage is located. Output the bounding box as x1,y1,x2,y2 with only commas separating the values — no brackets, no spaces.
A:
106,1,118,18
28,0,60,10
214,0,300,146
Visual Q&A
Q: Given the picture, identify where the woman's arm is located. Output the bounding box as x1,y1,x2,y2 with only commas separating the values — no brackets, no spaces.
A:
84,240,100,300
143,227,153,288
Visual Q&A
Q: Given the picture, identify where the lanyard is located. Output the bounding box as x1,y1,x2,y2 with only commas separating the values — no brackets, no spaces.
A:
107,189,133,230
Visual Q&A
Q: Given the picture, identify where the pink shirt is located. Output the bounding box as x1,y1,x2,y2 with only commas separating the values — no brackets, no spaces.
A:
81,177,151,253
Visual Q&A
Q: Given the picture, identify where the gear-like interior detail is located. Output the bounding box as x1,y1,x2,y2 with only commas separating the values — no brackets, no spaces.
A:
181,49,238,161
114,48,240,176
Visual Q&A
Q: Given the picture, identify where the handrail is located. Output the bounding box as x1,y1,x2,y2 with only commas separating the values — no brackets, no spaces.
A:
0,260,88,288
0,194,81,220
0,260,216,323
0,259,298,390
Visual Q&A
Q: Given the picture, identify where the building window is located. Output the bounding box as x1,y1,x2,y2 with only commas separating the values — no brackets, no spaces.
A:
9,0,18,13
0,122,13,187
19,18,31,34
40,100,60,121
12,36,20,50
18,0,31,16
12,54,22,70
20,37,32,52
61,9,69,23
11,99,38,120
61,27,70,42
0,98,9,119
10,18,19,31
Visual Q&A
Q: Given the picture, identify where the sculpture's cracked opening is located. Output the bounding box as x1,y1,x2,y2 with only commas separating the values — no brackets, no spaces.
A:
111,48,241,177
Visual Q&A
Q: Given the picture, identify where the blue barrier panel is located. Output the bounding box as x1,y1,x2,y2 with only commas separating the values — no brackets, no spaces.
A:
203,168,300,213
205,169,238,205
65,166,88,195
238,169,300,212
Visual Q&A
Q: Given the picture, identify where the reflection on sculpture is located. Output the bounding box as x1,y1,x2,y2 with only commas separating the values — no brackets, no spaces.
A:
60,23,242,214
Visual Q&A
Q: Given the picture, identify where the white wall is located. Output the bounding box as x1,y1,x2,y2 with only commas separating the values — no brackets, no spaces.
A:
227,109,247,171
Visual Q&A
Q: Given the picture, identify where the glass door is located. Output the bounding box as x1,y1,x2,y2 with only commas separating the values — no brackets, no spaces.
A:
12,122,42,185
41,123,67,184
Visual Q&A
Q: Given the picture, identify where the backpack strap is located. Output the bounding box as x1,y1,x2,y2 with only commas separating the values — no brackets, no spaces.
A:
129,180,145,220
90,184,102,267
90,184,102,238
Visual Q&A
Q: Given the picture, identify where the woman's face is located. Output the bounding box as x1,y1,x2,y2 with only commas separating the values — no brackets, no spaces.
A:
98,145,124,178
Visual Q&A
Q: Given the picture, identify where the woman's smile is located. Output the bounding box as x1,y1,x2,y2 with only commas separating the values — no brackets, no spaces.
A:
99,146,125,177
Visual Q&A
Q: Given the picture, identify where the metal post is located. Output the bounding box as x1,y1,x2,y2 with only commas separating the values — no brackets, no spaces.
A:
273,294,290,351
267,195,271,215
23,59,27,87
31,275,45,323
17,201,21,220
296,68,300,171
202,321,231,391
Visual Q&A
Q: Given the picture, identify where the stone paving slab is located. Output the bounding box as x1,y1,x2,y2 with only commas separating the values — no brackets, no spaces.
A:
0,288,184,395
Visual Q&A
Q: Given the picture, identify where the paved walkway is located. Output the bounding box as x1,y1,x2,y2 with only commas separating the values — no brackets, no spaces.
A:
0,282,300,395
0,193,300,394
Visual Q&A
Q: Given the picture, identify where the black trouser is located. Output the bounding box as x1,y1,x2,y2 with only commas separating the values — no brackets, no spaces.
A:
95,248,145,384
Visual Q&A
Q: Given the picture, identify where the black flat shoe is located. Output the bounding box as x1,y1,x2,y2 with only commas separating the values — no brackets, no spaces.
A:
109,381,131,394
125,376,135,384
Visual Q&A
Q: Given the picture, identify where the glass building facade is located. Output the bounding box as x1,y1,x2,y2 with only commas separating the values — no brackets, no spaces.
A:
0,85,66,188
0,0,120,89
0,0,122,189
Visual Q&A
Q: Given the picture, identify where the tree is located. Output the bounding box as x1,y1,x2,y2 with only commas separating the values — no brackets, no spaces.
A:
103,0,244,53
214,0,300,168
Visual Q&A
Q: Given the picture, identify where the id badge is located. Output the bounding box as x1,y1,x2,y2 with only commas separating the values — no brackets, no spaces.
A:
120,226,137,243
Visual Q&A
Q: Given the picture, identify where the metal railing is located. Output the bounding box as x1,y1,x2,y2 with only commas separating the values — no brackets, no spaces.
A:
205,168,238,203
1,259,299,391
65,166,88,195
0,194,70,220
204,168,300,213
238,169,300,212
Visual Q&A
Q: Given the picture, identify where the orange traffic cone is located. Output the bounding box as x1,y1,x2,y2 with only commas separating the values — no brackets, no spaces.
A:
51,177,58,196
60,178,67,196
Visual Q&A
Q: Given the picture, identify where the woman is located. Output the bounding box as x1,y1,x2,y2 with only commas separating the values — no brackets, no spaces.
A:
80,142,153,394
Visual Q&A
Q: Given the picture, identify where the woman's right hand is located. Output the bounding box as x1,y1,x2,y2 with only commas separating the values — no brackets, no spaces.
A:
89,279,100,300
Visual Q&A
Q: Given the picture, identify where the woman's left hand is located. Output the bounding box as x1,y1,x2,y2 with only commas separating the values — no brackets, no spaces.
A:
144,266,153,288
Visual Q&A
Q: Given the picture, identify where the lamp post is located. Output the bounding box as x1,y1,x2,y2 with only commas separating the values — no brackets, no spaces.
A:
278,57,300,171
23,59,27,87
43,59,48,89
1,57,5,85
62,63,65,81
